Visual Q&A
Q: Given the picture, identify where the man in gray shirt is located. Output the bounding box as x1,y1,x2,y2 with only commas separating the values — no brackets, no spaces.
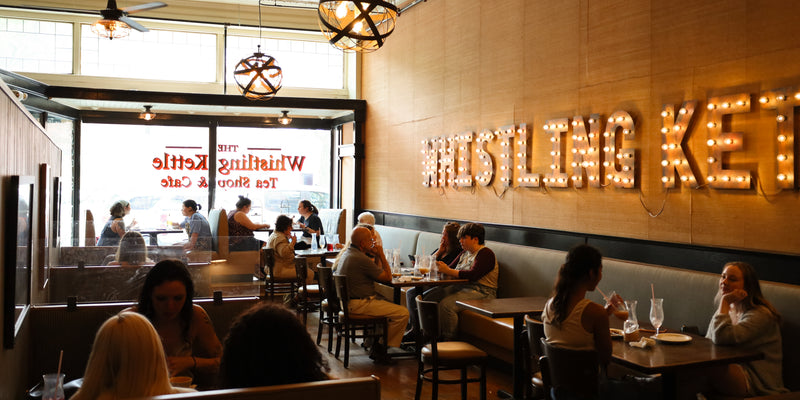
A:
337,226,409,362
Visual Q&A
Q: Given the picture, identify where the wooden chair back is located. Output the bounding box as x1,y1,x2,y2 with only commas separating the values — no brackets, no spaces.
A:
539,338,599,399
85,209,95,246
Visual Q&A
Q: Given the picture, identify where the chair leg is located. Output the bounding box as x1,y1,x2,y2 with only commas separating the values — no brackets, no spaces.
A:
479,363,487,400
414,361,424,400
327,319,336,353
316,310,324,345
431,365,438,400
461,368,468,400
334,325,342,359
343,326,350,368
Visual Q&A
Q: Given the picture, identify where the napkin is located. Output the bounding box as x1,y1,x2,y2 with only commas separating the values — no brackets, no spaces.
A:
628,337,656,348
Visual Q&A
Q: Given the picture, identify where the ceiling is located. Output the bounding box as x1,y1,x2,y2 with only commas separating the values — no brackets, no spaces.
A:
3,0,419,121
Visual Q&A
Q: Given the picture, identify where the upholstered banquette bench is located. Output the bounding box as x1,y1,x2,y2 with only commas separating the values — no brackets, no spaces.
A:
136,376,380,400
375,225,800,392
27,297,261,389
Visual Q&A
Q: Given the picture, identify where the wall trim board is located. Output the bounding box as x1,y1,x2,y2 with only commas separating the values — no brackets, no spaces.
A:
366,210,800,286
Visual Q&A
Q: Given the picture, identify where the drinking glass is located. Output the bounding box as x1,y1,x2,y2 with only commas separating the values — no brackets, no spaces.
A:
606,290,628,320
318,234,326,250
650,298,664,336
42,373,65,400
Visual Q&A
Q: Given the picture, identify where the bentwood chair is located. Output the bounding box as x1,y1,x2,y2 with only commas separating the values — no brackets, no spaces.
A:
415,296,488,400
539,338,599,400
525,315,547,399
263,248,298,302
316,266,340,353
333,274,388,368
294,258,320,325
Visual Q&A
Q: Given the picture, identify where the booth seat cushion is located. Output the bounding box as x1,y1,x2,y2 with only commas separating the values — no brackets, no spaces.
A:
318,208,346,244
374,226,421,267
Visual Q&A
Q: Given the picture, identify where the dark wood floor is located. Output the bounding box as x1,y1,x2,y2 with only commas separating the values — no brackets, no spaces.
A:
303,307,514,400
212,282,514,399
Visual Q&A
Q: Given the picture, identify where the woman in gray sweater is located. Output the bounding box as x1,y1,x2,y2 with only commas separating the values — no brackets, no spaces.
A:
706,261,788,396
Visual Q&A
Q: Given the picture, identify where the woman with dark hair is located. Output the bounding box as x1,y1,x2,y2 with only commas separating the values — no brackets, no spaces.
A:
109,231,152,267
404,222,464,341
295,199,323,250
266,215,313,284
228,195,270,251
179,200,211,251
218,303,329,388
97,200,134,246
541,244,615,364
127,260,222,385
705,262,787,396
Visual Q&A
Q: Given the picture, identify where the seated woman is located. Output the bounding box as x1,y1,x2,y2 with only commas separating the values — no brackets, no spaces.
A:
405,221,463,340
108,231,152,267
218,303,329,388
357,211,383,247
541,244,648,399
97,200,134,246
705,261,788,396
126,260,222,388
424,222,497,340
179,199,212,252
228,195,270,251
295,199,323,250
70,312,194,400
267,214,313,284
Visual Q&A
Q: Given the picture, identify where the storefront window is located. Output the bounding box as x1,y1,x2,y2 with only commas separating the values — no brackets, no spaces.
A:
215,127,331,225
80,25,217,82
226,35,344,90
80,124,209,243
0,17,72,73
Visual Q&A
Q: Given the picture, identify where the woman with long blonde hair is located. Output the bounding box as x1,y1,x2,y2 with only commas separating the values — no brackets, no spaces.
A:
70,312,193,400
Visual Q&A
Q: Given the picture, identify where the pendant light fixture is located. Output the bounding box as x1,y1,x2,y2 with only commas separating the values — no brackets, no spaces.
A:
318,0,398,52
233,1,283,100
278,110,292,125
139,105,156,120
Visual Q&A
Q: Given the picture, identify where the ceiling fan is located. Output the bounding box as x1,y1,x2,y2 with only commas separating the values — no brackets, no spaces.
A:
90,0,167,39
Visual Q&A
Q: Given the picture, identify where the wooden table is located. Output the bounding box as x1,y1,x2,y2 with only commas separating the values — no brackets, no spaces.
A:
457,296,549,399
294,248,340,266
136,229,184,246
612,334,763,399
385,275,468,303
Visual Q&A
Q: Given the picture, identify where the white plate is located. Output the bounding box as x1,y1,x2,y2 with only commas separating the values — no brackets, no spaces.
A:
652,333,692,343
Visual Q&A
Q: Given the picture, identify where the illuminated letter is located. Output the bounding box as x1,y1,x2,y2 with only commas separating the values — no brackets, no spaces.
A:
659,101,700,188
706,94,750,189
420,138,438,187
602,111,635,188
514,124,539,187
497,125,516,187
759,87,796,189
474,130,495,186
439,135,458,187
543,118,569,188
570,115,601,188
455,132,474,187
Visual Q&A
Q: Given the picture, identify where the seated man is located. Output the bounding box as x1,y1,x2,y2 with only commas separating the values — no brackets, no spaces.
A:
357,211,383,247
424,222,498,340
336,226,409,362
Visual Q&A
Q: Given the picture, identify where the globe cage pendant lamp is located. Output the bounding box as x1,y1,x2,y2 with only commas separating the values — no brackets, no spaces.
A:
233,1,283,100
318,0,398,52
233,45,283,100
